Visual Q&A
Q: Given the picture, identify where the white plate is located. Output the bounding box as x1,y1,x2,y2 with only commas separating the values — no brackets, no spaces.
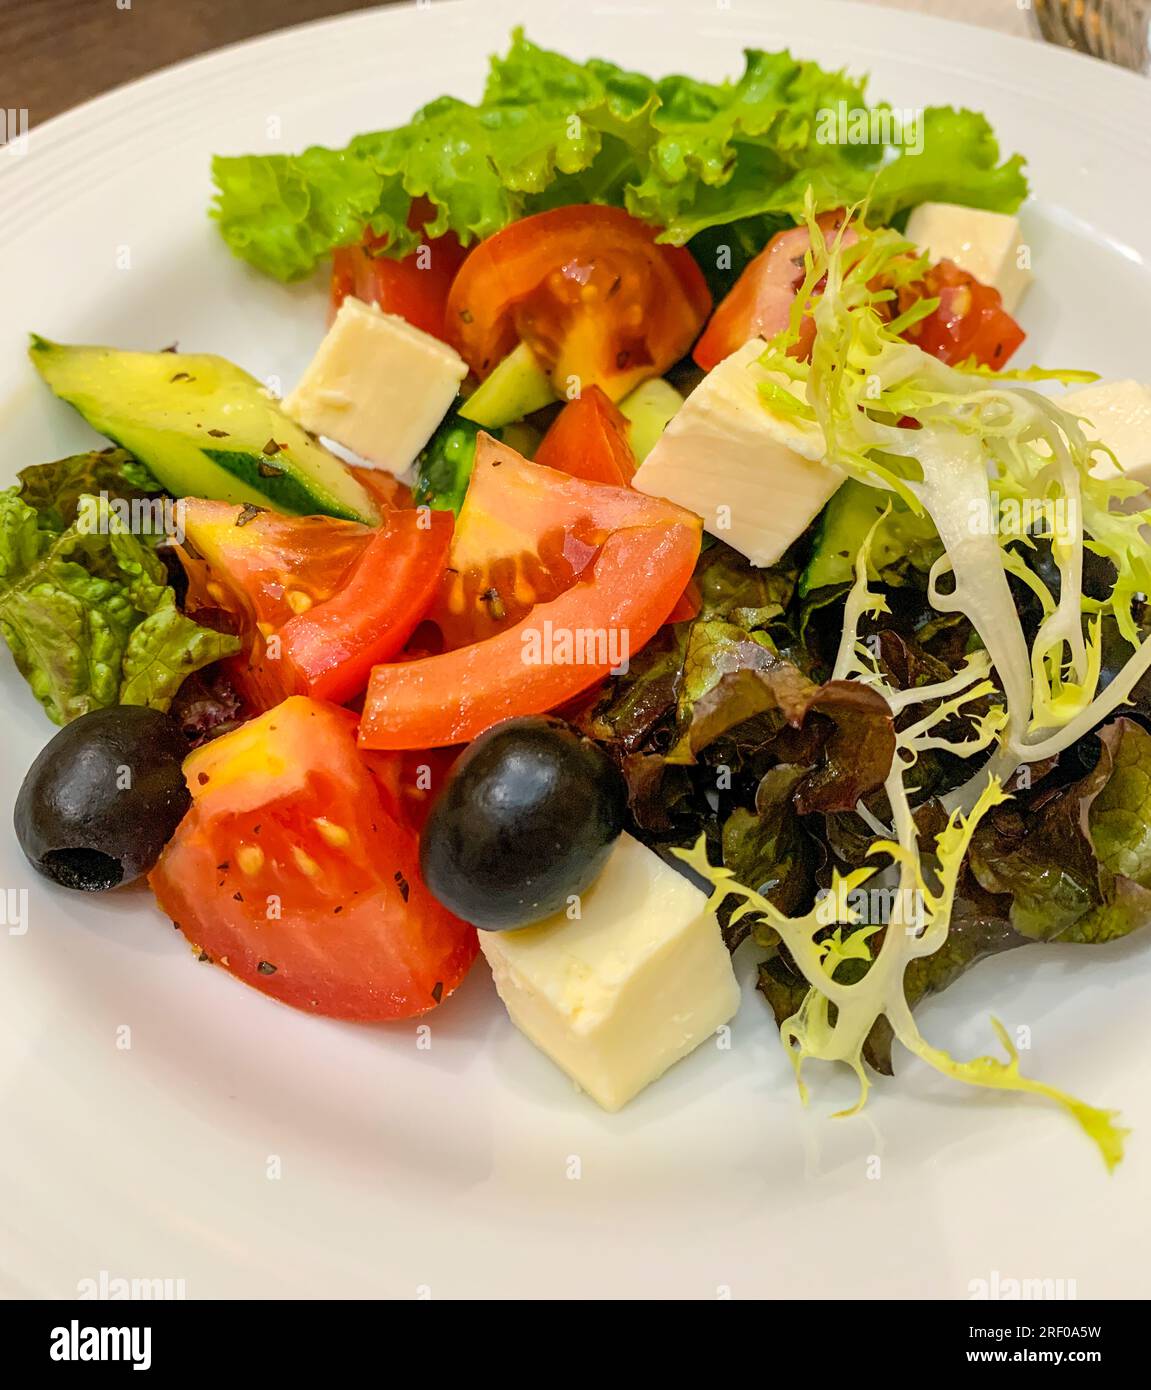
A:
2,0,1150,1301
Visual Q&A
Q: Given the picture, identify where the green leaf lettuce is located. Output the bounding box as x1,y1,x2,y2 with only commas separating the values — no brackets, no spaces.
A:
0,487,239,725
211,29,1028,283
971,718,1151,944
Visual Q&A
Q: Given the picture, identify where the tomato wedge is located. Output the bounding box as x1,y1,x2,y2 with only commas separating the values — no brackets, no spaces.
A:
349,465,414,512
694,211,854,371
665,578,702,624
331,200,469,341
902,258,1025,369
533,390,704,622
425,432,701,649
445,206,711,400
534,386,636,487
179,503,371,632
178,501,452,709
361,746,460,831
331,240,467,342
149,697,477,1020
277,509,453,703
360,520,701,750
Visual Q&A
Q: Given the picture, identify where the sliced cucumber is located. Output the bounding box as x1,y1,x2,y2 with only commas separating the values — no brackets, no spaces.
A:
29,337,379,524
413,410,541,516
498,421,542,459
618,378,684,462
459,342,557,428
800,478,940,596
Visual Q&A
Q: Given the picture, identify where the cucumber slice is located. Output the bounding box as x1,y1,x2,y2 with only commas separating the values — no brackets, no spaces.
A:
459,342,557,428
800,478,939,596
29,337,379,524
618,378,684,462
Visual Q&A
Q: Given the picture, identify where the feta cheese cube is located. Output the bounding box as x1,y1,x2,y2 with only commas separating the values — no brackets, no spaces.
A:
283,297,467,474
479,833,740,1111
1062,379,1151,486
904,202,1032,313
631,338,842,568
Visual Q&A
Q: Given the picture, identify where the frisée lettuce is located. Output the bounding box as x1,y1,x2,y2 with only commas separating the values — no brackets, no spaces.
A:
670,203,1151,1167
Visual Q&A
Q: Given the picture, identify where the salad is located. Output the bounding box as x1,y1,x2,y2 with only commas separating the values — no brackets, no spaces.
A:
9,31,1151,1167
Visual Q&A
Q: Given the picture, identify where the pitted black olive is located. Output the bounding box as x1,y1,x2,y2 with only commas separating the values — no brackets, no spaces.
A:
14,706,191,891
419,716,626,930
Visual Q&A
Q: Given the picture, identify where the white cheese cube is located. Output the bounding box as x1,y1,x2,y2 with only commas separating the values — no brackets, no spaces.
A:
904,202,1032,313
283,297,467,474
479,833,740,1111
1061,379,1151,486
631,338,842,568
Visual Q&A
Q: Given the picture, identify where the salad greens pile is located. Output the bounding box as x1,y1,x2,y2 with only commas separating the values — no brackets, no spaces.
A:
212,29,1027,285
0,450,239,726
579,206,1151,1165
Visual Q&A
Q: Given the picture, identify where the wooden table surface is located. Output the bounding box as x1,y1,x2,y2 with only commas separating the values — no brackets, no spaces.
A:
7,0,397,127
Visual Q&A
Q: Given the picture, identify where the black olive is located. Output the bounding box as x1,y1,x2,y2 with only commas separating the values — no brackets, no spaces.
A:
419,716,626,931
14,707,191,892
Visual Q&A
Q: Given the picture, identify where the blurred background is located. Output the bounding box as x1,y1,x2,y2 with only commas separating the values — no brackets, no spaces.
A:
9,0,391,124
0,0,1086,127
